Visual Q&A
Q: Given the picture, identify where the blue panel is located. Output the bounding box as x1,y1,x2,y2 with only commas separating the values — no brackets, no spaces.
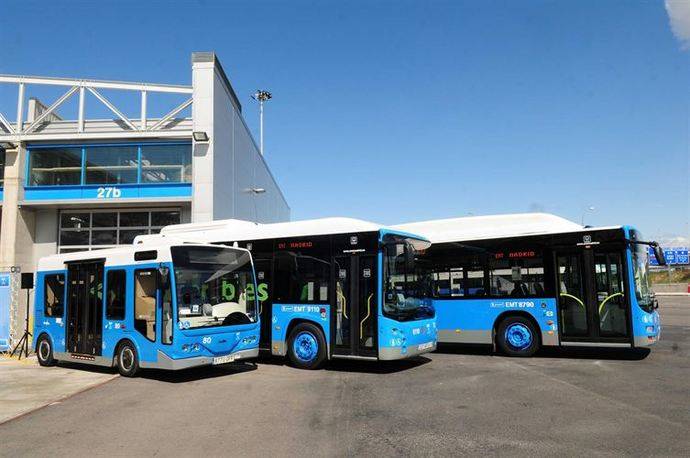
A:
0,273,11,351
432,297,558,339
0,189,3,201
23,183,191,201
378,315,437,355
271,303,330,351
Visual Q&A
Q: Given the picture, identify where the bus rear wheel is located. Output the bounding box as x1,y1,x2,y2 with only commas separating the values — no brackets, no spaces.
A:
287,323,326,370
116,342,140,377
496,316,540,357
36,335,56,367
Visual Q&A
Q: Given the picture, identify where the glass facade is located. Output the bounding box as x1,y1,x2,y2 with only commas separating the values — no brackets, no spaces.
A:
27,143,191,187
58,209,181,253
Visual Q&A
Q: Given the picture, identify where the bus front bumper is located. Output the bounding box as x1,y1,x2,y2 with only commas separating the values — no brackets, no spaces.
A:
140,348,259,370
379,341,437,360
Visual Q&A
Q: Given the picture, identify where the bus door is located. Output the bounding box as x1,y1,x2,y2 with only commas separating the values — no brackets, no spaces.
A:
66,260,104,355
254,258,272,350
332,254,378,358
555,245,629,344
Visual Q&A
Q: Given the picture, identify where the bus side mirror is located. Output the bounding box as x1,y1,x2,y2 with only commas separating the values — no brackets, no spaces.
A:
652,243,666,266
158,265,170,287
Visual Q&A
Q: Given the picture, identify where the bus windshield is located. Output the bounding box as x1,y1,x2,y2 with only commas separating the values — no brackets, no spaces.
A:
631,239,654,312
171,246,258,329
383,238,434,322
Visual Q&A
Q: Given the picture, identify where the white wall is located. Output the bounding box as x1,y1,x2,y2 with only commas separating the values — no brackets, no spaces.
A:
192,52,290,224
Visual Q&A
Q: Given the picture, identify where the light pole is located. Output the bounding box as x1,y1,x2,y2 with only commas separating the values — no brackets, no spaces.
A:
251,90,272,155
581,206,595,226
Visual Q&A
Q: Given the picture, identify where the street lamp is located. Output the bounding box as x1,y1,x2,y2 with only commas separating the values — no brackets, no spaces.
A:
581,206,595,226
251,90,272,155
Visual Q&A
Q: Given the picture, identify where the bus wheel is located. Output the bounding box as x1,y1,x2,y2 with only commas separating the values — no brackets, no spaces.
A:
36,335,56,367
497,317,540,357
287,323,326,370
116,342,140,377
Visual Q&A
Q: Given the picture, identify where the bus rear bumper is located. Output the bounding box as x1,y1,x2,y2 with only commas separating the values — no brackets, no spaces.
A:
379,341,437,360
141,348,259,370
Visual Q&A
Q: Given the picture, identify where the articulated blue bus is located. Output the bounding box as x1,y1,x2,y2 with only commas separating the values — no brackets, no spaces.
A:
34,241,260,376
394,214,665,356
136,218,438,369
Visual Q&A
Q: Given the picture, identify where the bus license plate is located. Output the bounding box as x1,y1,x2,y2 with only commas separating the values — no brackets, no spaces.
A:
213,354,236,365
418,342,434,351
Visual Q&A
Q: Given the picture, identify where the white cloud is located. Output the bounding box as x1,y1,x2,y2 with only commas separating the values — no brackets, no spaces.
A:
665,0,690,49
658,234,690,248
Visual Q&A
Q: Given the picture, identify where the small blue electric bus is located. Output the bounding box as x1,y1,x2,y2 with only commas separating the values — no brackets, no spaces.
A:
394,213,665,356
136,218,438,369
34,241,260,376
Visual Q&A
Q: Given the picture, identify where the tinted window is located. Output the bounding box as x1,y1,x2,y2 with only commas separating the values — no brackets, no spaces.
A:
29,147,82,185
44,274,65,317
105,270,126,320
273,237,331,303
488,251,545,297
140,144,192,183
84,146,138,184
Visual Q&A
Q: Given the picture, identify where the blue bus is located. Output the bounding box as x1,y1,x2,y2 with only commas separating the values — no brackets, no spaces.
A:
394,214,665,356
34,241,260,376
136,218,438,369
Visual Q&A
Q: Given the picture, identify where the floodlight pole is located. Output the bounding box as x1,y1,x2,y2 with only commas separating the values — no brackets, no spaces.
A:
252,90,272,156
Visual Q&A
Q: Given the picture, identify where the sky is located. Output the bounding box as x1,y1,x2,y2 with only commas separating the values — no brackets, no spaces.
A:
1,0,688,245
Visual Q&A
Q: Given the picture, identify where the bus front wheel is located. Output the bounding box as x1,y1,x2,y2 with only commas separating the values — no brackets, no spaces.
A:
116,342,140,377
287,323,326,370
496,316,540,357
36,335,56,367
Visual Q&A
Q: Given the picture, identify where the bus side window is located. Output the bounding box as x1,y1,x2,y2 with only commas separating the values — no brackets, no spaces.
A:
134,270,157,342
105,270,126,320
44,274,65,317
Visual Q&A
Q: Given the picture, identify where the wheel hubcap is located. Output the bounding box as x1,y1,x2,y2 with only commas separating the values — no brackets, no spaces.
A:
39,341,50,360
505,323,532,350
293,332,318,362
121,348,133,371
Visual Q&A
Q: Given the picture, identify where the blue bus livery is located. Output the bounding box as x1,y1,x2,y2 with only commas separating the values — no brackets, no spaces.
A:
34,241,260,376
394,213,664,356
135,218,438,369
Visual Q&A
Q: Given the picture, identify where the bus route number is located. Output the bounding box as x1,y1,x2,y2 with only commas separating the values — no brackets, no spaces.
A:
97,187,122,199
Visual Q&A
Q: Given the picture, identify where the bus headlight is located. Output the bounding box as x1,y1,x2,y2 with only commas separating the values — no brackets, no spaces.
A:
182,344,190,353
192,343,200,352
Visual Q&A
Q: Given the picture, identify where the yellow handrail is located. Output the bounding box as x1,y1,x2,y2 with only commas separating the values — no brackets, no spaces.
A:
337,288,348,319
598,292,623,314
559,292,586,309
360,293,373,336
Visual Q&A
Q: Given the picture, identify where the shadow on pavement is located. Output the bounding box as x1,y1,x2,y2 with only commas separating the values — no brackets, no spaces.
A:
258,353,431,374
138,361,258,383
324,356,432,374
435,343,651,361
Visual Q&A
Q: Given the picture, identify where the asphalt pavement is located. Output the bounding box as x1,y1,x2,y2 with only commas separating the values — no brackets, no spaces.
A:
1,296,688,457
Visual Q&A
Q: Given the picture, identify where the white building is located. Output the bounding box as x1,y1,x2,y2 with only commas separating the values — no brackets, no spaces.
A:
0,52,290,350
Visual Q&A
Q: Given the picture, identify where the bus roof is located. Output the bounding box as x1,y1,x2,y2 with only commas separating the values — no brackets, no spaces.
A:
148,217,429,246
38,241,249,272
391,213,590,244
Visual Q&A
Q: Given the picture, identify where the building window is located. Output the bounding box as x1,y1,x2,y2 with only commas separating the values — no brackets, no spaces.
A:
44,273,65,318
27,143,191,187
85,146,138,185
105,270,126,320
58,209,181,253
29,147,82,186
141,144,192,183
